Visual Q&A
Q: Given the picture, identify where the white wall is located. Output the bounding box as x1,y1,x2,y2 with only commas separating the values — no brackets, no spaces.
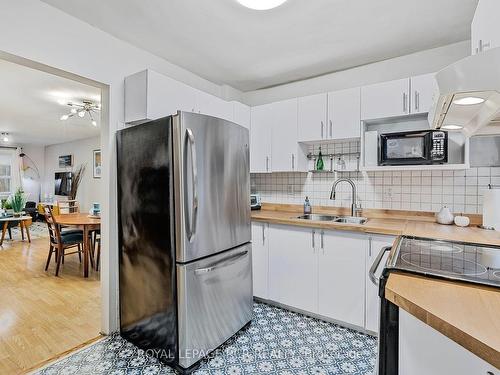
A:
19,143,45,203
242,41,470,105
43,136,101,211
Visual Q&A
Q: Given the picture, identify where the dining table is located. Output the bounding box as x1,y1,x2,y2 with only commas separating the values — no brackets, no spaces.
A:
54,213,101,278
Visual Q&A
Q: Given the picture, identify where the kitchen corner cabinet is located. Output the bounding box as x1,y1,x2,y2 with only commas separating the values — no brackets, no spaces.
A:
328,87,361,139
268,224,318,312
250,103,273,173
365,234,396,333
195,89,233,122
318,230,367,327
399,309,498,375
410,73,438,115
233,101,251,129
251,222,269,299
297,93,328,142
361,78,410,120
471,0,500,55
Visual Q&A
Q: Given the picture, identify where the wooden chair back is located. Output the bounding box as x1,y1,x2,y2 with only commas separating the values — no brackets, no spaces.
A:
57,200,80,214
43,205,62,245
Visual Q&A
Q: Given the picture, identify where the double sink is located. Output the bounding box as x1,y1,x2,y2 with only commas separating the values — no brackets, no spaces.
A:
295,214,367,225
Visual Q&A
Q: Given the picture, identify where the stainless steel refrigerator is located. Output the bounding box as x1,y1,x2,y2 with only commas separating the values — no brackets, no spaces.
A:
117,112,252,372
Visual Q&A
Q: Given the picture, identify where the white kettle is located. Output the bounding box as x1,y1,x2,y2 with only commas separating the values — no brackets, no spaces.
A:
436,206,454,225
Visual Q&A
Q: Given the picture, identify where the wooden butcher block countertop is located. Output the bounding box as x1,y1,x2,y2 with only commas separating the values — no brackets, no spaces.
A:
252,203,500,367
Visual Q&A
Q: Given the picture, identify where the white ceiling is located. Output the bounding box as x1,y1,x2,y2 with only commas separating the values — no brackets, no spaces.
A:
42,0,478,91
0,59,101,146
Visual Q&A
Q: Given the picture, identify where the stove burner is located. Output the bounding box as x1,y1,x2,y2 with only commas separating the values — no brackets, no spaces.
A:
407,239,463,254
400,252,488,277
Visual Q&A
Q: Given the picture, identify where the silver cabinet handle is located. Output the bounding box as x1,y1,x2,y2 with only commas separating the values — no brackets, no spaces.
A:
320,230,324,250
329,120,333,138
195,250,249,275
403,92,407,113
312,230,315,249
291,154,295,170
262,225,265,245
369,246,391,286
266,156,269,172
478,39,490,52
321,121,324,139
414,91,418,111
185,128,198,243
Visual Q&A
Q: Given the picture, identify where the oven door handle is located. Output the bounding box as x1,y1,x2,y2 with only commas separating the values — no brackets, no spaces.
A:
369,246,391,286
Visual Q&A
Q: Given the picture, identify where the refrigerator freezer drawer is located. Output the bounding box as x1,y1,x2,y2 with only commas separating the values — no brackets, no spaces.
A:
176,243,253,369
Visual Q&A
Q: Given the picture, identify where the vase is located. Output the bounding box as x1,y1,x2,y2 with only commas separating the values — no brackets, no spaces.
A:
13,211,22,217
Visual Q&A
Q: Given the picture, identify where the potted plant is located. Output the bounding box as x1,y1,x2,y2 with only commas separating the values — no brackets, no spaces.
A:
10,188,27,217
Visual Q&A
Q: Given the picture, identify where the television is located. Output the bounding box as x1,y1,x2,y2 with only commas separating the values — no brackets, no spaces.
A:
55,172,72,196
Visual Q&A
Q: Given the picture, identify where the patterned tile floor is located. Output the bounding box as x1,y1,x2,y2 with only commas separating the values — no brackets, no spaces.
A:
37,302,377,375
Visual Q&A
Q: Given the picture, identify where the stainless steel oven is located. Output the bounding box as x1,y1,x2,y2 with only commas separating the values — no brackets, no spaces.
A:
379,130,448,166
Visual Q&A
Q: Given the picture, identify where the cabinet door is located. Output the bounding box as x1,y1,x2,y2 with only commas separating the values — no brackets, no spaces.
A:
318,230,367,327
361,78,410,120
233,101,251,129
195,90,233,122
268,225,318,312
410,73,437,115
297,93,328,142
328,87,361,139
271,98,299,172
471,0,500,54
251,222,269,299
250,104,272,173
365,235,395,332
399,309,497,375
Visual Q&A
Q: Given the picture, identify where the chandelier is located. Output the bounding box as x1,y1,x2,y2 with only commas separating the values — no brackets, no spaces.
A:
60,100,100,127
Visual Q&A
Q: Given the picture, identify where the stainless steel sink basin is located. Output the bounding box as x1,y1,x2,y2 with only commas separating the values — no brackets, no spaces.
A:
333,216,367,225
295,214,338,221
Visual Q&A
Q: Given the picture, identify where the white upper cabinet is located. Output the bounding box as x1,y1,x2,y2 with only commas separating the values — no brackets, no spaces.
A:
328,87,361,139
270,98,307,172
318,230,367,328
410,73,438,115
232,101,251,129
125,69,196,124
268,224,318,313
471,0,500,55
297,93,328,142
195,90,233,122
250,103,273,173
361,78,410,120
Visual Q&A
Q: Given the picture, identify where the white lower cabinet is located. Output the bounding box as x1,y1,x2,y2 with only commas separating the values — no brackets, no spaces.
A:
318,230,367,327
399,309,498,375
365,235,396,333
251,222,269,299
268,224,318,312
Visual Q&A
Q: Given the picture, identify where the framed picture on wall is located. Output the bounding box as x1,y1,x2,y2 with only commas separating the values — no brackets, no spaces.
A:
58,154,73,168
93,149,102,178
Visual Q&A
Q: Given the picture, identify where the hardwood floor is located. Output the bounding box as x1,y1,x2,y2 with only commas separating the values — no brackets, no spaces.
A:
0,232,101,374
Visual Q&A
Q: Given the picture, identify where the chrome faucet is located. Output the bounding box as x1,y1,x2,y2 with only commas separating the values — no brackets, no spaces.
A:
330,178,361,217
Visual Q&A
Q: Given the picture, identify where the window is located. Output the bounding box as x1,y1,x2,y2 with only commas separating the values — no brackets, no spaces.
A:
0,163,11,195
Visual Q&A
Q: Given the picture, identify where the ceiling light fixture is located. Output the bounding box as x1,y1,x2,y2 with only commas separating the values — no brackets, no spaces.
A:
453,97,485,105
1,133,9,142
441,124,463,130
236,0,288,10
59,100,100,127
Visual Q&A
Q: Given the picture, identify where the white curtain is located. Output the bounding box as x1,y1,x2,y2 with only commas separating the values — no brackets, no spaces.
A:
10,147,23,194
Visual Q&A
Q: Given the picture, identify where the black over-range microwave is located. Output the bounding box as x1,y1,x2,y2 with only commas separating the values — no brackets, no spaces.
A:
379,130,448,166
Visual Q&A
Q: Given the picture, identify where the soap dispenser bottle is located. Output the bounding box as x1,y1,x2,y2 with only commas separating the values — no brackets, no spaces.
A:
304,196,312,214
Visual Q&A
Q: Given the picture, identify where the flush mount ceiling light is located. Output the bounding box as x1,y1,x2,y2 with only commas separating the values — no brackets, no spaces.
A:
1,133,9,142
236,0,288,10
441,124,463,130
453,96,485,105
60,100,100,127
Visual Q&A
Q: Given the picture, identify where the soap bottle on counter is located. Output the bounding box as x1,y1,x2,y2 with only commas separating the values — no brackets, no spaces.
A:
304,196,312,214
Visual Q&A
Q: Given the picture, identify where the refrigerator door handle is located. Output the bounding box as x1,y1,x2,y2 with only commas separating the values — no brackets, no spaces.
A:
194,250,249,275
185,128,199,242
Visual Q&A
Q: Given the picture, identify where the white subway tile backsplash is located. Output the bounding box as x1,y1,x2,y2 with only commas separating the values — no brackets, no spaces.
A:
251,140,494,214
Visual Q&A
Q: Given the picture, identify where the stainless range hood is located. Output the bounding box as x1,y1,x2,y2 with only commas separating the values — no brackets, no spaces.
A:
429,47,500,137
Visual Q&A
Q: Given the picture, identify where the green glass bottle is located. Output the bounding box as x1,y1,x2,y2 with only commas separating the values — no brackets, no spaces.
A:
316,147,324,171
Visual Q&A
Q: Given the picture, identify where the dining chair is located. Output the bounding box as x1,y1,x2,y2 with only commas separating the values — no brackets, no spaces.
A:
57,200,80,214
43,205,84,276
92,230,101,271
